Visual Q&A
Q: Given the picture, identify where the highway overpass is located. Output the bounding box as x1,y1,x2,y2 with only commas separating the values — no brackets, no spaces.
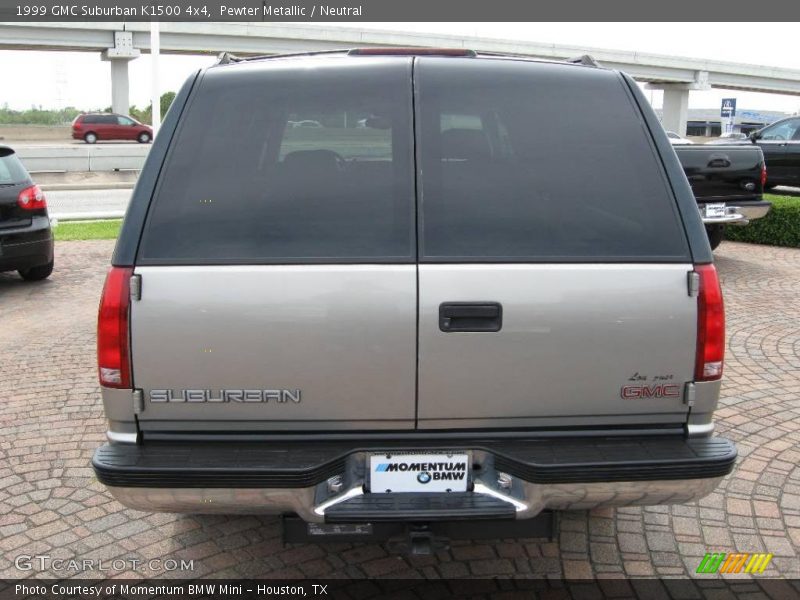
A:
2,22,800,134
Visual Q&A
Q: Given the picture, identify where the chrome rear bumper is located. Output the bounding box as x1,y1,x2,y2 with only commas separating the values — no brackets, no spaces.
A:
98,444,731,523
106,474,724,523
700,201,771,225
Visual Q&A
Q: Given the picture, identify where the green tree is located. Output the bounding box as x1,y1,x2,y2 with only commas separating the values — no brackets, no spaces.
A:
129,105,152,125
160,91,176,117
0,91,174,126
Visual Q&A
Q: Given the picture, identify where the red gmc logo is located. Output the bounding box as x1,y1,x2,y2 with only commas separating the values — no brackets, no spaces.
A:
621,384,681,399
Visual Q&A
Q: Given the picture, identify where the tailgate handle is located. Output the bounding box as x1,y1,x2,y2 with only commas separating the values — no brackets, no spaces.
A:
707,154,731,168
439,302,502,332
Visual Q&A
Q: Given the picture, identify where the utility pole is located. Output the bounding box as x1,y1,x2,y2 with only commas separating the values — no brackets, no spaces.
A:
150,21,161,136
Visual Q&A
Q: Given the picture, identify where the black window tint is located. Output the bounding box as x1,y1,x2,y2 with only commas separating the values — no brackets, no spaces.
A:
762,118,800,141
0,151,28,184
140,59,414,263
417,59,690,261
101,115,117,124
83,115,98,124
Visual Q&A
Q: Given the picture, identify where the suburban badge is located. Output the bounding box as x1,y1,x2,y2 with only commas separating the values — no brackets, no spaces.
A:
149,389,302,403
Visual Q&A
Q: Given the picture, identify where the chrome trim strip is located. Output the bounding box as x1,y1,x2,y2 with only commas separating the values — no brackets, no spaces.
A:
313,485,364,517
473,482,527,512
686,422,715,437
700,203,770,225
142,426,687,442
737,204,771,220
106,475,724,522
106,431,139,444
701,214,748,225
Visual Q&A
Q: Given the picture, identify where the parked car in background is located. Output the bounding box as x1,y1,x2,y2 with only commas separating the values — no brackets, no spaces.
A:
666,131,694,145
0,145,54,280
705,132,748,145
749,116,800,188
288,119,323,128
72,113,153,144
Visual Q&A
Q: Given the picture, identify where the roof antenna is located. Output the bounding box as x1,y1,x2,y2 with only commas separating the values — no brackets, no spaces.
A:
568,55,599,67
216,52,238,65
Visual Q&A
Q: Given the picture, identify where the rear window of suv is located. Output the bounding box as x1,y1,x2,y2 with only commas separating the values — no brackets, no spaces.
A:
416,58,690,262
139,59,415,264
0,150,28,184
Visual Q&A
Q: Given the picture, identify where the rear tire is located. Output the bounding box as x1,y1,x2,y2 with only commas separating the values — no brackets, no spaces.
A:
137,132,151,143
18,260,54,281
84,132,98,144
705,225,725,250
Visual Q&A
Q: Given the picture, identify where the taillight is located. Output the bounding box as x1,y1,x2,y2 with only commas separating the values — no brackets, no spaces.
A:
17,184,47,211
761,163,767,188
97,267,133,388
695,264,725,381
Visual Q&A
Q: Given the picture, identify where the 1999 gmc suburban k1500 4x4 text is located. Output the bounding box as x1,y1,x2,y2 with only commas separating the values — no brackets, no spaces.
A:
92,49,736,550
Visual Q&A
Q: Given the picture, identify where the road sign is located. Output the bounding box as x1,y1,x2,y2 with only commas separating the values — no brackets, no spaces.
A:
721,98,737,118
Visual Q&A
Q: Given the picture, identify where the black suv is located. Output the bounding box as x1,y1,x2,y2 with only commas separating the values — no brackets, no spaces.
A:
0,146,54,281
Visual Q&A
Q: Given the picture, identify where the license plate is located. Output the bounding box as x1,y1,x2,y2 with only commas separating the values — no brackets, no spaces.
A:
369,452,470,493
704,203,727,218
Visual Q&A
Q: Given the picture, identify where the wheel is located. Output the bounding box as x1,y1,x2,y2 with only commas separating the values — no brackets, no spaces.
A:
705,225,725,250
137,132,151,143
84,132,98,144
18,260,54,281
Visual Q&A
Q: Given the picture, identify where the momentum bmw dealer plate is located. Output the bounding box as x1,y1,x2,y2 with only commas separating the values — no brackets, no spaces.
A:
369,453,470,493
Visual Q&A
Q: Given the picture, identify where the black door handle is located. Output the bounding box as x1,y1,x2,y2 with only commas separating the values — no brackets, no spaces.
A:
439,302,502,332
707,154,732,168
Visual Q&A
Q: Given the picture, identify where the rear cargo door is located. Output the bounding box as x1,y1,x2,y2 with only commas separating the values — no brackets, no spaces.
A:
132,58,418,431
415,58,697,429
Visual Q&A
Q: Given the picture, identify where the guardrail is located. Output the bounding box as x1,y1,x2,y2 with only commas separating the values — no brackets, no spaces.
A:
51,212,126,222
16,145,148,173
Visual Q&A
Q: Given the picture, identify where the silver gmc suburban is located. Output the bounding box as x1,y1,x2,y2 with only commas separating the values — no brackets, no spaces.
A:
93,49,736,551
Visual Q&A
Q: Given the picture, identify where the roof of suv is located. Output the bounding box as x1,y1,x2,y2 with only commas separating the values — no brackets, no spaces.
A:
213,48,603,70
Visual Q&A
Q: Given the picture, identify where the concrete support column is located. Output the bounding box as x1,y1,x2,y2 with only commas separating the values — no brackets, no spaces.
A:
109,59,131,115
646,71,710,137
101,31,141,116
662,87,690,136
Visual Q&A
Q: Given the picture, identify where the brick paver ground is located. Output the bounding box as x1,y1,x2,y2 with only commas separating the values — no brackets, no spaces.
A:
1,240,798,580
